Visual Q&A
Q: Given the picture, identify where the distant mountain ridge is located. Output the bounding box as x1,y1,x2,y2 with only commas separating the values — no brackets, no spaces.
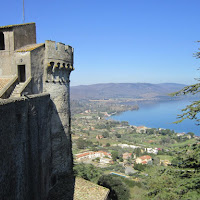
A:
70,83,187,100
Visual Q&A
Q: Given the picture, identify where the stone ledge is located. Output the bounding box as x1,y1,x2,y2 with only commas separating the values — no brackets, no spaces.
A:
0,93,50,105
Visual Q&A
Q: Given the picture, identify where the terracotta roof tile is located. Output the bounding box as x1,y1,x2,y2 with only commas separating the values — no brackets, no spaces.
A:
76,151,111,159
139,155,152,160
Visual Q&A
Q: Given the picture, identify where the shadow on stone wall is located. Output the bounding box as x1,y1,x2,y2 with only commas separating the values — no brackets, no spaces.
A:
48,99,75,200
0,94,75,200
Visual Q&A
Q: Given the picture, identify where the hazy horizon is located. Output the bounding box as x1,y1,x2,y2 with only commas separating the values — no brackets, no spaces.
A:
70,82,188,87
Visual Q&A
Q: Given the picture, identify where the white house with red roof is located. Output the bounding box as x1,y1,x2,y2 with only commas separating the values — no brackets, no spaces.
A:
76,151,112,161
135,155,152,165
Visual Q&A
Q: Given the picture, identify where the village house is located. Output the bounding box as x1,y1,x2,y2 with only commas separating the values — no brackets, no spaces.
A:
135,155,152,165
76,151,112,162
116,143,140,149
177,132,185,137
100,157,112,164
96,135,104,140
145,147,158,154
136,126,149,133
123,152,133,160
160,159,171,166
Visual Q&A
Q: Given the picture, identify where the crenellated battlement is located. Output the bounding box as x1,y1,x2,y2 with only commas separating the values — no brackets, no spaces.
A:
45,40,73,63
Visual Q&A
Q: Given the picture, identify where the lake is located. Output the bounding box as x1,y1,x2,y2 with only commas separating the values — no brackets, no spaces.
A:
109,100,200,136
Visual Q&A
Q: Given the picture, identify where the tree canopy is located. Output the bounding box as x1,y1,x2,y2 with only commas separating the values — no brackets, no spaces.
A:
73,163,102,183
98,174,130,200
170,41,200,125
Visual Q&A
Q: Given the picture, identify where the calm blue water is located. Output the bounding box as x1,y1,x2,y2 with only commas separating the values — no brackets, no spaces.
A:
109,100,200,136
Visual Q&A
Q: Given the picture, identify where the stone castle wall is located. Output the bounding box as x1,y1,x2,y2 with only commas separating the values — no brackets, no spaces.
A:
0,94,51,199
0,94,74,200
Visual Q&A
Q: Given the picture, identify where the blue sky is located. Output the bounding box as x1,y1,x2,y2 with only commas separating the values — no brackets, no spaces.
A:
1,0,200,86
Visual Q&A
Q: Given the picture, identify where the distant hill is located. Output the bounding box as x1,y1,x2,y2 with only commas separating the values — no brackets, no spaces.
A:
70,83,187,100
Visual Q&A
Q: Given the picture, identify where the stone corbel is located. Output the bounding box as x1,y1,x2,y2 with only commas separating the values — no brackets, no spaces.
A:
45,62,54,82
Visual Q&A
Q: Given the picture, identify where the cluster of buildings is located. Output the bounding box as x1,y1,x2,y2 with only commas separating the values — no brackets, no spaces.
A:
76,151,112,164
75,150,154,166
115,143,159,155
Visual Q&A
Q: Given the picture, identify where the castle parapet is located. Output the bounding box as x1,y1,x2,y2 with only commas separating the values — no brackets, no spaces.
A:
44,40,74,83
45,40,73,63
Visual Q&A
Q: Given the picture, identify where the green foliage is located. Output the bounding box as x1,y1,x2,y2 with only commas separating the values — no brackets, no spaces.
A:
93,157,100,163
160,136,176,145
175,100,200,125
119,157,123,162
157,149,164,155
146,128,158,135
73,163,102,183
98,174,130,200
115,133,121,138
133,148,142,157
159,128,175,136
187,132,195,138
152,157,160,166
121,121,129,126
134,163,147,171
102,131,109,138
144,144,200,199
111,151,119,161
95,120,121,130
76,138,93,149
76,138,86,149
173,143,200,170
103,164,125,173
170,42,200,125
106,142,111,147
145,166,200,200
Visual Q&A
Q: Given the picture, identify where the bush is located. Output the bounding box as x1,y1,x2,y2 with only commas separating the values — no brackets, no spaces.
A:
106,143,111,147
74,163,102,183
103,131,109,138
98,174,130,200
115,133,121,138
134,163,147,171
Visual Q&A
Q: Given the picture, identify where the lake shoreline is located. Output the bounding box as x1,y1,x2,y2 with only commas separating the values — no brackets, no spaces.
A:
108,99,200,136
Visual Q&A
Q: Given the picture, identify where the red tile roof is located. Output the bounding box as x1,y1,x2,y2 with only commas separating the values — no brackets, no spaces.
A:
142,161,147,164
76,151,111,159
139,155,152,160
